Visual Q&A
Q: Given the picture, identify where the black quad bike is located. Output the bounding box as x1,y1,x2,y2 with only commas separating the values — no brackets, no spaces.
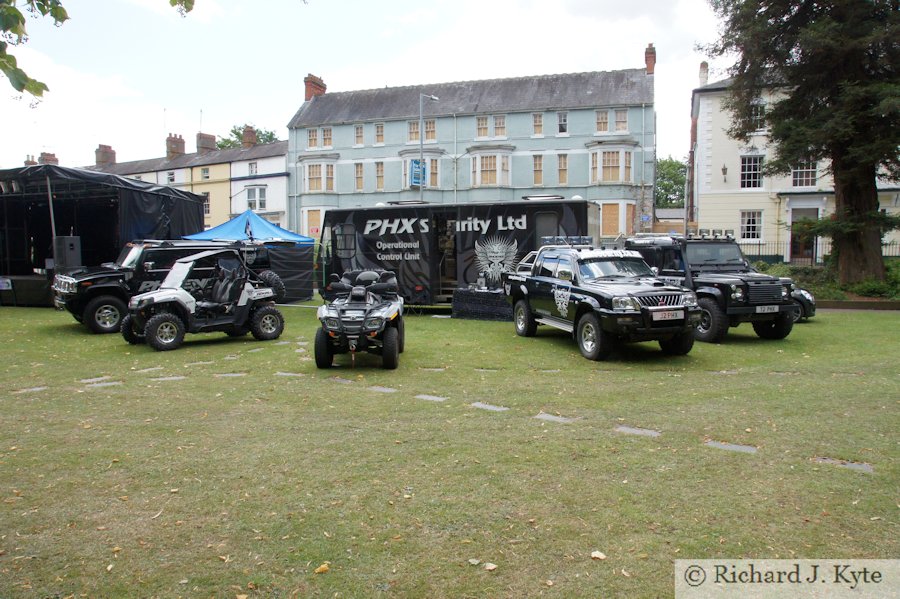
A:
315,270,405,369
123,249,285,351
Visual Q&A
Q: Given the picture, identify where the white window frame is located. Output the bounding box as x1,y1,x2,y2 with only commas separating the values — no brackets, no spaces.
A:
557,112,568,135
248,162,258,175
408,121,420,143
589,148,634,184
740,155,764,189
470,150,512,187
200,167,209,180
354,124,364,146
304,160,338,193
375,123,384,145
533,155,543,186
740,210,763,241
595,110,609,133
493,115,506,138
532,113,543,136
307,129,318,149
557,154,568,185
792,159,817,187
614,109,628,132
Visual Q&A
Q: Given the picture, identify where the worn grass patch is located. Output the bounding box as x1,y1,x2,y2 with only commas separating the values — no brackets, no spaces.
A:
1,305,897,597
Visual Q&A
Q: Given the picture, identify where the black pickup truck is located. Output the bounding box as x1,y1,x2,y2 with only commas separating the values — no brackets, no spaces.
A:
52,240,283,334
624,235,795,343
502,246,702,360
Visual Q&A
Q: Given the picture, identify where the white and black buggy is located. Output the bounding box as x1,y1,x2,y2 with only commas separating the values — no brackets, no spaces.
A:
315,270,405,369
123,249,285,351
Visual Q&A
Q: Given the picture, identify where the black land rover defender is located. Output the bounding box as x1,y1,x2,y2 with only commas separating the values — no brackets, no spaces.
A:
625,235,795,343
52,240,284,334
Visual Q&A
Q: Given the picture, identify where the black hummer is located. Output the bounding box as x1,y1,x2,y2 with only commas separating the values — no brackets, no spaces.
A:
625,235,795,343
52,240,284,334
502,246,702,361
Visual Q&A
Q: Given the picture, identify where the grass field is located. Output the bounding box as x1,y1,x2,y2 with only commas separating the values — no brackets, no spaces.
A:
1,305,897,598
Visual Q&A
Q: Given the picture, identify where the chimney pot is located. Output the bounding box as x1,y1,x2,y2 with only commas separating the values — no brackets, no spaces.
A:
644,43,657,75
304,73,327,101
699,61,709,86
166,133,186,160
38,152,59,165
95,144,117,166
197,132,217,154
241,125,258,148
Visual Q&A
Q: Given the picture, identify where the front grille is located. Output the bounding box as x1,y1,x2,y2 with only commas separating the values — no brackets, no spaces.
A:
747,282,782,304
636,293,683,307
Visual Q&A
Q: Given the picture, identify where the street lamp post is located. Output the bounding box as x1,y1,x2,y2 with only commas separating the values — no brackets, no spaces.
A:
419,93,439,203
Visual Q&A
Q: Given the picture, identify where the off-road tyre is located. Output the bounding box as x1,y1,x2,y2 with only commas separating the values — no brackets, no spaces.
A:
258,270,286,303
249,305,285,340
791,299,804,323
659,330,695,355
120,314,145,345
695,297,729,343
382,326,399,370
84,295,127,334
145,312,186,351
752,310,794,340
314,327,333,369
576,312,613,361
397,316,406,353
514,299,537,337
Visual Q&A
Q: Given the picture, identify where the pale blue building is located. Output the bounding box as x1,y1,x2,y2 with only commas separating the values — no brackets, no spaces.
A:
287,45,658,239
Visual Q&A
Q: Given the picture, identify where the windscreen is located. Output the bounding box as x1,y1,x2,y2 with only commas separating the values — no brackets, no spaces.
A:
684,242,746,265
116,245,144,268
579,257,654,280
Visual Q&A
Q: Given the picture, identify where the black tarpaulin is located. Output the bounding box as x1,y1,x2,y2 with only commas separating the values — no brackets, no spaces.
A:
0,164,204,277
267,246,314,302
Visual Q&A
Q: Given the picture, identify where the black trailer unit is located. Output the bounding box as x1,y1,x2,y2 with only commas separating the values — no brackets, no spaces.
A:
319,199,602,304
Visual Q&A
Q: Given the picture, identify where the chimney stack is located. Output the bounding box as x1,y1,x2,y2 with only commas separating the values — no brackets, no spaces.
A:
699,61,709,86
197,132,217,154
95,144,116,166
644,43,656,75
24,155,37,166
166,133,185,160
38,152,59,165
304,74,327,101
241,125,258,149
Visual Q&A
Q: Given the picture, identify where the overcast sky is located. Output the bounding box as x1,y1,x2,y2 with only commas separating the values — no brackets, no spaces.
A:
0,0,731,170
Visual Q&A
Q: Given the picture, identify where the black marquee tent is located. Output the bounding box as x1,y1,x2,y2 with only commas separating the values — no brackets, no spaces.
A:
0,164,205,305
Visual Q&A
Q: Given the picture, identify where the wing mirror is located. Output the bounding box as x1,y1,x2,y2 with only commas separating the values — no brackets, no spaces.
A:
558,268,573,282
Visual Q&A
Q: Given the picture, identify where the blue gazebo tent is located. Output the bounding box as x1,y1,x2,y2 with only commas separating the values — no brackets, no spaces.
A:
184,209,313,244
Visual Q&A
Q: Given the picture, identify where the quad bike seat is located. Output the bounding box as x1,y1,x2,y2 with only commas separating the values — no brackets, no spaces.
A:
198,261,247,313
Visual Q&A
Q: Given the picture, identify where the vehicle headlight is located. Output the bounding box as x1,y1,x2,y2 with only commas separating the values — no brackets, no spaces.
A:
730,284,745,301
136,297,154,309
800,289,814,302
324,317,340,329
782,285,790,298
681,291,698,307
612,296,641,311
364,316,384,330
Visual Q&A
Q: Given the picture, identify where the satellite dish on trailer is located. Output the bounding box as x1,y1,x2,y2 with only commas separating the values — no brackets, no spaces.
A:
572,195,583,201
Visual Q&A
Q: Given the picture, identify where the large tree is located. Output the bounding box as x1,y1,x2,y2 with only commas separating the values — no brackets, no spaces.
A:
655,156,687,208
216,124,278,150
1,0,193,97
704,0,899,284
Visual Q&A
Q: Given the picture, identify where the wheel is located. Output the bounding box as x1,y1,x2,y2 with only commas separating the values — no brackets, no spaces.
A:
514,299,537,337
752,310,794,340
258,270,286,303
226,327,249,337
120,314,146,345
576,313,613,361
695,297,729,343
314,327,333,369
659,330,695,355
83,295,127,334
145,312,186,351
249,305,285,340
791,299,804,323
397,316,405,353
381,326,399,370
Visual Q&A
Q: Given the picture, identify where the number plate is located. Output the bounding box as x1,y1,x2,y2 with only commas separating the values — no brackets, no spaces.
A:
651,310,684,321
755,305,779,313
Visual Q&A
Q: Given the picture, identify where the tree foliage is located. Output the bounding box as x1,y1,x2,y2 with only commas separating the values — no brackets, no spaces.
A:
1,0,193,97
703,0,900,284
654,156,686,207
216,124,278,150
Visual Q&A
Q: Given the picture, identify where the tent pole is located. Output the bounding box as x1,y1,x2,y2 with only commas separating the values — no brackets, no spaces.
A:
46,175,58,269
